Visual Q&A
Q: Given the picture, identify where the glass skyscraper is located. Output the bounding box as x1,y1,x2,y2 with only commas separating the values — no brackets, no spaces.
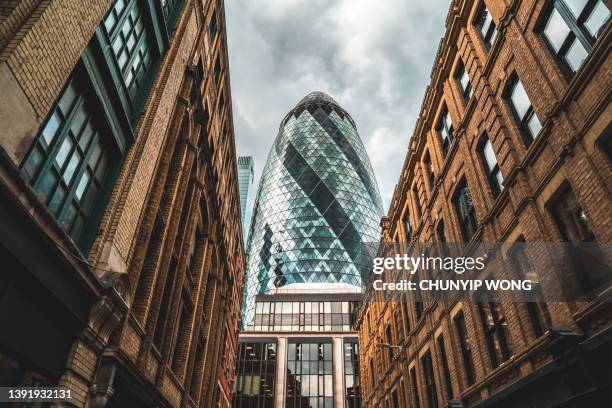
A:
238,156,255,243
234,92,382,408
242,91,383,322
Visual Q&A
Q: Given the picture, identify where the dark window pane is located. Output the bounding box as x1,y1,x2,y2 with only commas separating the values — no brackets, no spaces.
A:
22,146,44,182
38,170,58,202
49,184,67,215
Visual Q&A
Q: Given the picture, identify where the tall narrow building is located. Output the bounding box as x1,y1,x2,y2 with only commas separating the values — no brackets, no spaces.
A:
234,92,383,407
238,156,255,243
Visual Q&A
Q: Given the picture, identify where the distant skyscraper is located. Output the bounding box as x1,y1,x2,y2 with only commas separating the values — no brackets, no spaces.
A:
237,156,255,243
234,92,383,408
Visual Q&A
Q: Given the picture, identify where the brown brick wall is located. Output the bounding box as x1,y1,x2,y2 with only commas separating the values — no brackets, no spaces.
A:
358,0,611,407
0,0,244,407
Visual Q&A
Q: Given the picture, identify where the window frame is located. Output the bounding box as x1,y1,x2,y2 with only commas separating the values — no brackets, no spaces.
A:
101,0,163,122
453,179,478,242
454,310,476,386
437,106,454,155
436,335,453,400
455,59,473,103
404,208,413,241
421,350,438,408
160,0,186,33
410,365,421,408
474,2,498,50
505,74,542,146
478,134,503,197
539,0,610,77
20,72,121,252
477,301,512,368
422,150,435,189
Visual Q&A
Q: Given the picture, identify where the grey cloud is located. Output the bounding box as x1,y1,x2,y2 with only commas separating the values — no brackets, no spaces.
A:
226,0,449,212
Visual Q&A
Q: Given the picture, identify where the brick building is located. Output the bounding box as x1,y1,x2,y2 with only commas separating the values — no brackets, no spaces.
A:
357,0,611,407
0,0,244,407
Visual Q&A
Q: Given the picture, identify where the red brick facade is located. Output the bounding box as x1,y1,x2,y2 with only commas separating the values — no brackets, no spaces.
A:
357,0,611,407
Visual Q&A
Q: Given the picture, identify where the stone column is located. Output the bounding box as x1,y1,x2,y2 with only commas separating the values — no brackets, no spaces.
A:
333,336,344,408
275,336,287,408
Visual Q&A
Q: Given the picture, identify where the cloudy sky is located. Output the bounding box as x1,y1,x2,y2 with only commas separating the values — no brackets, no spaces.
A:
225,0,449,212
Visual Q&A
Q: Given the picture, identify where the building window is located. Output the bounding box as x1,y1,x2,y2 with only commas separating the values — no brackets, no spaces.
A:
421,351,438,408
423,151,435,188
190,334,205,400
437,107,454,155
477,302,511,368
541,1,610,75
410,366,421,408
233,342,276,406
509,239,551,338
21,78,117,252
549,186,608,294
401,296,411,335
404,210,413,241
551,187,594,242
369,358,375,389
248,300,357,332
209,9,218,43
391,389,399,408
474,3,498,49
344,341,361,408
286,342,333,408
385,324,394,363
479,135,503,197
436,220,449,257
214,55,222,84
456,60,473,102
414,300,423,321
436,220,447,243
599,130,612,161
170,298,193,371
413,184,422,220
454,311,476,385
104,0,156,108
153,256,177,349
453,180,477,242
437,335,453,400
506,74,542,145
188,228,202,280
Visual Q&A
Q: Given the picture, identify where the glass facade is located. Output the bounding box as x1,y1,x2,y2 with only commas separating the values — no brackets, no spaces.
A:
243,92,383,324
286,342,334,408
233,342,277,407
344,341,361,408
238,156,255,242
246,300,358,332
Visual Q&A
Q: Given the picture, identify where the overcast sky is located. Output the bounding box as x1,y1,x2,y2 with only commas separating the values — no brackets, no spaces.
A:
225,0,449,212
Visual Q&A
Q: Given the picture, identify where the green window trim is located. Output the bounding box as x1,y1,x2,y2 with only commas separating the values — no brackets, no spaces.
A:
101,0,164,124
21,72,122,253
161,0,186,33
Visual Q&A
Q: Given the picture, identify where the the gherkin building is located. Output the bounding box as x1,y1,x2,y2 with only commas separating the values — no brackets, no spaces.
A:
242,91,383,323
